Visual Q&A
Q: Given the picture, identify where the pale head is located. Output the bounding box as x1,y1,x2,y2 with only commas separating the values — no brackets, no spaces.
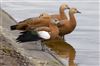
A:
60,3,70,10
69,8,81,14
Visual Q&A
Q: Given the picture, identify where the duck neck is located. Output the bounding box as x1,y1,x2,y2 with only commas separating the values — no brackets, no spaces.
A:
69,12,76,28
60,7,67,19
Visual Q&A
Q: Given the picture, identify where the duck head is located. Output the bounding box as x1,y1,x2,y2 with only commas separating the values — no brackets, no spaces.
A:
60,3,70,10
69,8,81,14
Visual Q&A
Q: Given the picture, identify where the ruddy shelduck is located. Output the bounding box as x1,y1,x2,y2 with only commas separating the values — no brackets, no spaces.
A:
57,8,81,38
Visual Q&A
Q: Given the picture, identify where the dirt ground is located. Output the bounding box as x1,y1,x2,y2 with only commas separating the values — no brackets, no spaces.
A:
0,34,34,66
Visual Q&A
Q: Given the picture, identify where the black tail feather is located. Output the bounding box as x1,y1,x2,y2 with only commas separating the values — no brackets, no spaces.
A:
10,25,17,30
16,31,41,42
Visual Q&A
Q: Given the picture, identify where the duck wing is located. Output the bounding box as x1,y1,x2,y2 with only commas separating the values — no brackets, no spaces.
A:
16,31,41,42
16,26,51,42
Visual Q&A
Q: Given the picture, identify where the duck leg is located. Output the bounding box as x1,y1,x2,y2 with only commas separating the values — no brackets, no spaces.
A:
41,42,45,51
62,36,65,41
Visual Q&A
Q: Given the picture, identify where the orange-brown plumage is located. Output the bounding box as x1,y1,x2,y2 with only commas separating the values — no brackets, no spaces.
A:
31,13,61,39
58,8,81,37
11,13,61,40
11,13,52,30
51,3,70,20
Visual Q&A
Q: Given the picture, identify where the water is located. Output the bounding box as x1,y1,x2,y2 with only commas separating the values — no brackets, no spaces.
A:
1,0,99,66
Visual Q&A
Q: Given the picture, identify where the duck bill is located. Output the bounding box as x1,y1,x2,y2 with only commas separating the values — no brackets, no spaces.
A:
77,11,81,14
65,7,70,10
67,7,70,9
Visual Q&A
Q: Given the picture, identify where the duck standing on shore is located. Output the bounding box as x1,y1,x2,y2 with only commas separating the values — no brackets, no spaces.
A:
57,8,81,39
9,3,79,66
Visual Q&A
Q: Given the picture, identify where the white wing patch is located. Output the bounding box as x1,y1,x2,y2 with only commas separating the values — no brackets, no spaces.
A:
37,31,50,39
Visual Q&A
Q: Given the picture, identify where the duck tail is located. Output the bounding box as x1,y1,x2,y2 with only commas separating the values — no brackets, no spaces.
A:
10,25,17,30
16,31,41,42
